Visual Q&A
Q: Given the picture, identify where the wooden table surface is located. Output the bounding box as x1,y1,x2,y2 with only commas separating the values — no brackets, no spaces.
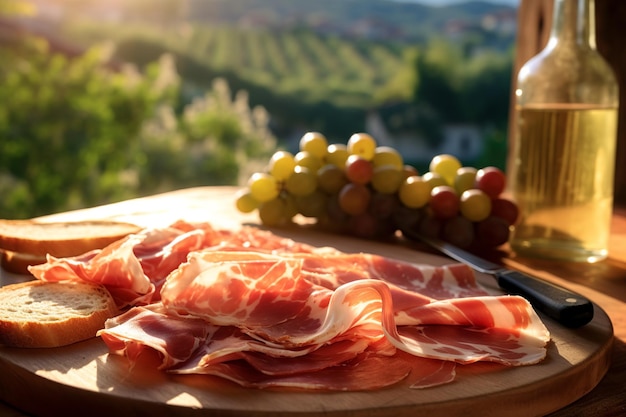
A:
509,206,626,417
0,187,625,416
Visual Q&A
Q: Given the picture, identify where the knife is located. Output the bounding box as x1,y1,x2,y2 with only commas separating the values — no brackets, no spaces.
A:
401,228,594,328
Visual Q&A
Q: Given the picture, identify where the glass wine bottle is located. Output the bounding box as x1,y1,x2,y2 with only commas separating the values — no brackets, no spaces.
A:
509,0,619,262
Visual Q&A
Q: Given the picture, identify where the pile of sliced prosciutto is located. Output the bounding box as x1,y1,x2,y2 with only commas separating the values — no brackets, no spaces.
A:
29,220,550,391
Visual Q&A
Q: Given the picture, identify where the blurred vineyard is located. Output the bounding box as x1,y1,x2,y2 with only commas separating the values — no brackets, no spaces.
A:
66,21,512,143
64,22,412,139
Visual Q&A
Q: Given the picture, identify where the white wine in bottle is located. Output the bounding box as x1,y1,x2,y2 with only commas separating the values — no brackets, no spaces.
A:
509,0,619,262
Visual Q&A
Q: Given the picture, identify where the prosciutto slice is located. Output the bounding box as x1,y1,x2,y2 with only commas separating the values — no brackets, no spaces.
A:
29,223,210,306
99,245,549,391
28,222,335,307
158,251,548,363
188,350,455,391
29,220,550,391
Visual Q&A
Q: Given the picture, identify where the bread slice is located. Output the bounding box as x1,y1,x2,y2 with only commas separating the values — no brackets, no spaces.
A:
0,280,118,348
0,250,46,275
0,219,141,259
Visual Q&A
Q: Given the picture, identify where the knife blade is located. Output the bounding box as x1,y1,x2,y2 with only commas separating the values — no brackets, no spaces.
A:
401,228,594,328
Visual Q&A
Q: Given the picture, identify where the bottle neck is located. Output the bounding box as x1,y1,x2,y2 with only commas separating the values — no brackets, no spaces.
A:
548,0,596,49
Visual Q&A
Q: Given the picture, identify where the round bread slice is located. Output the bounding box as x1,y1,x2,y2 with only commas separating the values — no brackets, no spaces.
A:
0,280,118,348
1,250,47,275
0,220,142,258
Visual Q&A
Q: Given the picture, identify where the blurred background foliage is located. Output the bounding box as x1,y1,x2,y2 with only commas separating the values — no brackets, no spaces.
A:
0,0,515,218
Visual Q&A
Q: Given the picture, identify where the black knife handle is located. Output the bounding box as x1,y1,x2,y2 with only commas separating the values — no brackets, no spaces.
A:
496,270,594,328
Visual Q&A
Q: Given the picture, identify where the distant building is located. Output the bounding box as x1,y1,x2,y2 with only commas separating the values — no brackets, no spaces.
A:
365,110,484,164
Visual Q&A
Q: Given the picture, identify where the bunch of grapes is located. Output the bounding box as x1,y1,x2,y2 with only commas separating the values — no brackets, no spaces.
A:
235,131,519,250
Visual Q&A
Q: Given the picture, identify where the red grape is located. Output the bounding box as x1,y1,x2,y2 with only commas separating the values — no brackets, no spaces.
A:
475,216,511,247
475,167,506,198
442,216,475,248
338,183,371,216
326,195,350,224
417,209,443,239
345,154,374,185
491,198,520,226
349,213,378,238
429,186,460,219
369,192,399,219
393,205,423,231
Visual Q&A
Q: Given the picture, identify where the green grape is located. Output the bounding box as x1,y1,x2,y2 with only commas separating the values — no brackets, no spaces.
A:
299,131,328,159
372,146,403,169
248,172,280,203
317,164,348,195
454,167,477,194
294,151,324,173
326,143,349,167
283,193,299,218
268,151,296,181
345,154,374,185
398,175,430,208
422,171,448,190
294,190,329,218
258,197,292,226
371,164,403,194
338,183,371,216
347,132,377,160
235,189,259,213
429,154,462,185
459,189,492,222
285,165,317,196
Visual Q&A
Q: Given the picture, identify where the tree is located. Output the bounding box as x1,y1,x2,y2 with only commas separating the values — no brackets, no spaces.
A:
413,38,466,123
0,34,276,218
0,40,178,217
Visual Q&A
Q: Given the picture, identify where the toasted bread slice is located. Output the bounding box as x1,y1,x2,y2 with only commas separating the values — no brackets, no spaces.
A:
0,280,118,348
0,250,47,275
0,220,141,258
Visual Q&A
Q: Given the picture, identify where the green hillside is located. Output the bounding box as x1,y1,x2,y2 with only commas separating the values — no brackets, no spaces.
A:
57,0,515,142
63,23,409,140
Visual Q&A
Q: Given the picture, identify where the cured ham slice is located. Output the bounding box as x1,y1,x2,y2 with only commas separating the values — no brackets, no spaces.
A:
161,253,388,348
100,305,457,390
297,252,486,299
160,252,548,364
99,245,549,391
27,222,334,307
98,303,216,369
187,350,454,391
29,220,551,391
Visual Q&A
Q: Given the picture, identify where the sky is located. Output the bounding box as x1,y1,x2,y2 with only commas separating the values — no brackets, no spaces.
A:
396,0,519,6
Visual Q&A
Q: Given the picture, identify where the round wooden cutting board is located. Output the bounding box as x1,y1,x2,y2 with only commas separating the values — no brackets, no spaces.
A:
0,187,614,417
